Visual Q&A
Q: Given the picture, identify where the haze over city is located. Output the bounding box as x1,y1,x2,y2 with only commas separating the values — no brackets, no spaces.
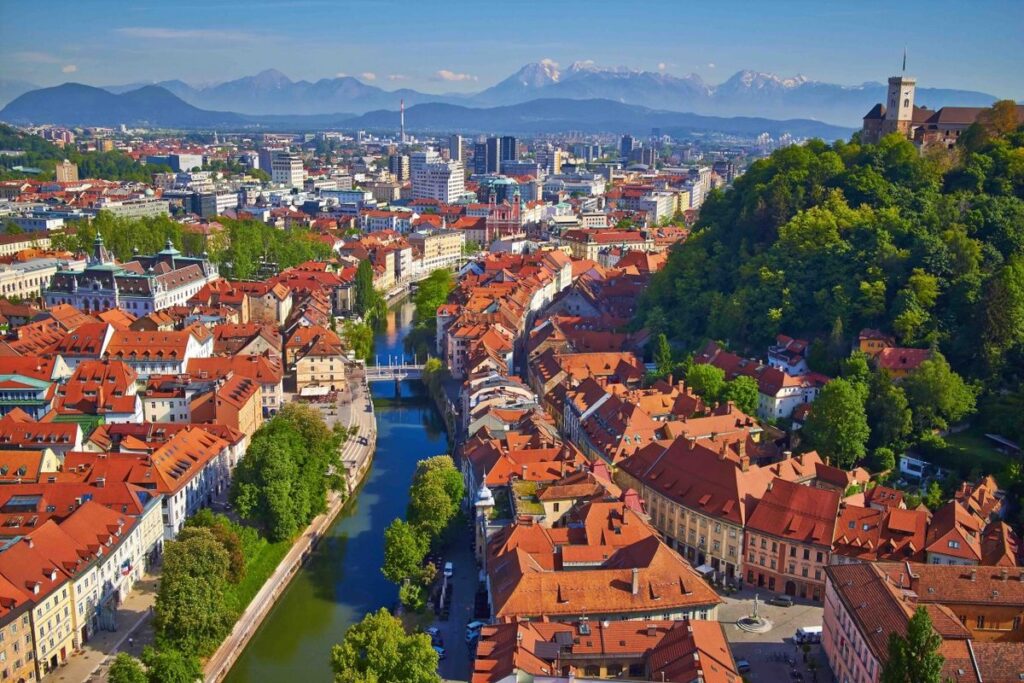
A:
2,0,1023,97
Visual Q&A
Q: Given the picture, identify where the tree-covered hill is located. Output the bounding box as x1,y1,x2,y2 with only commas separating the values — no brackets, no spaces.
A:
640,106,1024,387
0,123,170,181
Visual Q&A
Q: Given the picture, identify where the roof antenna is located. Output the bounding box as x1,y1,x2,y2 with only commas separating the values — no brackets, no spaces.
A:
902,47,907,74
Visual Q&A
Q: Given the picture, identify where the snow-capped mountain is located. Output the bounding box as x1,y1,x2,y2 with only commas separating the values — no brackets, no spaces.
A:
84,62,998,124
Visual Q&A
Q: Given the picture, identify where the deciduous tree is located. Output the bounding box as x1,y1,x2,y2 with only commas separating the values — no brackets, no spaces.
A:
803,378,870,468
686,364,727,404
881,606,944,683
330,608,440,683
107,653,146,683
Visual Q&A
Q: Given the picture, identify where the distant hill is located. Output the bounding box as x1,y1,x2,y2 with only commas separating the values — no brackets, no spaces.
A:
0,79,39,109
0,83,250,128
96,63,1001,125
344,98,854,138
0,83,852,139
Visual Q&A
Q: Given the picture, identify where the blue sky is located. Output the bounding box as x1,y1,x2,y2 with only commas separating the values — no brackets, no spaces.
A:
1,0,1022,97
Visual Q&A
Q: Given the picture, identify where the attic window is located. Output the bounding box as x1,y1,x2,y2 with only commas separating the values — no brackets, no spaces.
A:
948,540,960,549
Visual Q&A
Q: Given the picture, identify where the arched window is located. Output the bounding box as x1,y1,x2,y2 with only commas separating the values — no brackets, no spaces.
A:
903,98,910,108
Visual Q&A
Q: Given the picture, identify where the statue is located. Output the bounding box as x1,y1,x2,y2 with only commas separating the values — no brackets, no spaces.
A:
752,593,760,620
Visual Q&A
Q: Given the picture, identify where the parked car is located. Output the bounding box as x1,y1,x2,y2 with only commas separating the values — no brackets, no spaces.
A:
768,594,795,607
736,659,751,673
466,620,485,640
426,626,442,646
444,561,454,578
433,645,446,660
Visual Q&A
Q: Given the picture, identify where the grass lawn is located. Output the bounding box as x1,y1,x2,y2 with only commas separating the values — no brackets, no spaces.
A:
224,537,293,616
939,429,1015,477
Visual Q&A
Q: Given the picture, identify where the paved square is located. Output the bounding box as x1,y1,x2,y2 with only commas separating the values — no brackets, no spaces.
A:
717,589,831,682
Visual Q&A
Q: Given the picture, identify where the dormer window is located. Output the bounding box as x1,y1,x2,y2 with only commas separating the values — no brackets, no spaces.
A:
948,540,960,549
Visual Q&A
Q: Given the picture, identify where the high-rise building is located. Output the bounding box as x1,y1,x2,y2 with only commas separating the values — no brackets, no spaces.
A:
388,154,410,181
448,134,463,163
55,159,78,183
270,151,305,187
499,136,518,168
413,160,465,203
473,141,492,175
620,134,635,160
410,150,441,185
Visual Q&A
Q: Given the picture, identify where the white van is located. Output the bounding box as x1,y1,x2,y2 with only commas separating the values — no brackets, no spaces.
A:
795,626,823,644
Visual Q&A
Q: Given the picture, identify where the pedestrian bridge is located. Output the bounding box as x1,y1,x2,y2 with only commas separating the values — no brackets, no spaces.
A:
364,355,426,382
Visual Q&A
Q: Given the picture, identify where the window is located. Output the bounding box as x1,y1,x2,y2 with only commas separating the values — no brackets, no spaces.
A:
976,616,985,629
816,552,823,563
790,547,796,558
803,549,810,560
1013,616,1021,631
760,539,767,550
948,540,960,549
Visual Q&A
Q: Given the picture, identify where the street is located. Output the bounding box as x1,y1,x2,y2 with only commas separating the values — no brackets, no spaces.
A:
430,529,479,682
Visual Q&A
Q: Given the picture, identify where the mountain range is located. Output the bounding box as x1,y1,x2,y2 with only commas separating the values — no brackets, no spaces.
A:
26,62,998,126
0,83,852,139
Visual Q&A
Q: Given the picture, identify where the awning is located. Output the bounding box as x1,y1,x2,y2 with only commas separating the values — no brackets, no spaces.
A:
695,564,715,575
299,386,330,397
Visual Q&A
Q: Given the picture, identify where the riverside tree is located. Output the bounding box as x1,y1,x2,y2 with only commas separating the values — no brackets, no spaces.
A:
330,608,440,683
107,654,146,683
154,528,233,655
231,403,345,542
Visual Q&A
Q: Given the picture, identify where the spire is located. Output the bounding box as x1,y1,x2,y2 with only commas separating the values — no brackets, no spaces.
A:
902,47,907,73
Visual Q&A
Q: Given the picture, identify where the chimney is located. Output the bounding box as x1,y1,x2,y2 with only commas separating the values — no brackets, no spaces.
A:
718,441,728,461
969,568,977,582
726,400,734,414
740,453,750,473
783,450,792,460
1000,567,1009,581
521,465,528,479
631,567,639,595
23,537,33,549
687,436,696,451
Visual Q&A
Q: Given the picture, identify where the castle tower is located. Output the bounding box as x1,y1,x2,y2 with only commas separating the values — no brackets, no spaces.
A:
882,54,916,138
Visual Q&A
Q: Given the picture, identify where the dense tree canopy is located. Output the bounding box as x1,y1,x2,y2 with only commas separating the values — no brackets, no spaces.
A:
803,378,870,468
331,608,440,683
639,120,1024,399
154,528,233,655
53,213,331,281
0,124,171,182
405,269,455,358
231,403,345,542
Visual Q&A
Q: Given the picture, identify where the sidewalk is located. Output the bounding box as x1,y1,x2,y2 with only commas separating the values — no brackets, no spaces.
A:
44,574,160,683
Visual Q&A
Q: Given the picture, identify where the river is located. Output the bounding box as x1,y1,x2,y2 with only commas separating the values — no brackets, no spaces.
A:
224,302,449,683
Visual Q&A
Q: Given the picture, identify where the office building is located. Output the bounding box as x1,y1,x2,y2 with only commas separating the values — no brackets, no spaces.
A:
410,150,441,183
620,134,635,159
270,151,305,187
388,154,410,181
412,160,465,203
448,134,463,163
499,135,518,168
